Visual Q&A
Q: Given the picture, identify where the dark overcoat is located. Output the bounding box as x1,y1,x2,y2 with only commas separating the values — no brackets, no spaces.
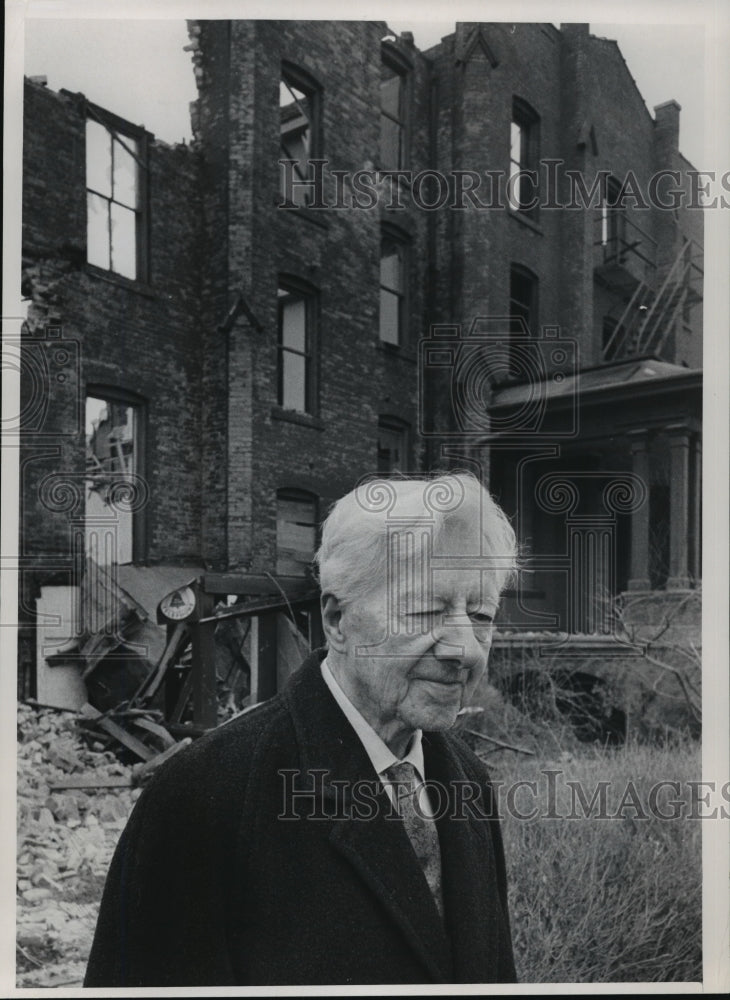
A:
84,651,516,986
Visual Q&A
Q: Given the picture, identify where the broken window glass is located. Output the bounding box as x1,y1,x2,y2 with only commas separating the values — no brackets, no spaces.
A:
85,393,139,565
280,72,316,207
110,202,136,279
86,119,112,197
87,191,110,270
113,137,138,210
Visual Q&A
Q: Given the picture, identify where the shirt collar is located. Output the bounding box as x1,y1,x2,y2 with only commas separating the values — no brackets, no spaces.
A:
320,656,426,781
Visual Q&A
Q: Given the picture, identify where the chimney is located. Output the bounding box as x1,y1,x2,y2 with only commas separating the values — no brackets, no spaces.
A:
654,100,681,152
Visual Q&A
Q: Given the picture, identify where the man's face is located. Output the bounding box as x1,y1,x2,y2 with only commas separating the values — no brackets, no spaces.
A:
333,518,501,750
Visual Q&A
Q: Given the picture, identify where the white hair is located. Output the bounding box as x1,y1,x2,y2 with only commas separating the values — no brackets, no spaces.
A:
315,472,517,606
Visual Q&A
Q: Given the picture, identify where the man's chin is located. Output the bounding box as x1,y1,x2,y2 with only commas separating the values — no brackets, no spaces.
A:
404,701,462,733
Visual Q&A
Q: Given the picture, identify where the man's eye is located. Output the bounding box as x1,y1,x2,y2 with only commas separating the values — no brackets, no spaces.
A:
469,612,494,626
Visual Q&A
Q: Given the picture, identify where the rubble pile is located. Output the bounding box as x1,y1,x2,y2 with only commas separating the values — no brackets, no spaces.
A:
16,702,139,987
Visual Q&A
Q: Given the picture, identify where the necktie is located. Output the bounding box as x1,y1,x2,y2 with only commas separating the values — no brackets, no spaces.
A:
384,761,444,918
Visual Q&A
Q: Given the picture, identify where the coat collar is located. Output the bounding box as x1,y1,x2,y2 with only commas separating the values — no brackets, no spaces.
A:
281,652,506,983
281,652,452,981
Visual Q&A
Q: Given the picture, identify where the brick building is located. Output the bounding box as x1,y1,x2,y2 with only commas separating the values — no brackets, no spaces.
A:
19,21,702,720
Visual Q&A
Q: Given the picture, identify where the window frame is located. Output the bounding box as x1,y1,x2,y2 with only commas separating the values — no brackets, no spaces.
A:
279,62,322,208
600,176,627,263
509,264,539,336
379,224,410,348
85,384,148,563
85,103,149,283
275,487,319,578
379,42,411,171
508,97,540,220
277,277,319,416
508,264,539,379
377,416,410,474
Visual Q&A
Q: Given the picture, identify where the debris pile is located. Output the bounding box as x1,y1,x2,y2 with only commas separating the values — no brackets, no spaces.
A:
16,702,140,987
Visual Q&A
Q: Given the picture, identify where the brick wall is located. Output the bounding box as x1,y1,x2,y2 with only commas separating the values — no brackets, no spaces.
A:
22,80,204,569
189,20,430,573
426,23,702,376
20,19,703,680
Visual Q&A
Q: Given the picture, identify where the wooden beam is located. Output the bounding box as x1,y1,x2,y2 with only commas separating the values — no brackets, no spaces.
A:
131,738,192,786
79,703,154,761
203,572,314,596
198,590,320,623
191,591,217,728
168,671,193,724
133,620,188,703
129,715,176,748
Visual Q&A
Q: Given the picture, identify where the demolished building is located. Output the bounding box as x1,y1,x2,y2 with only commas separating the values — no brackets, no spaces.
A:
19,21,702,737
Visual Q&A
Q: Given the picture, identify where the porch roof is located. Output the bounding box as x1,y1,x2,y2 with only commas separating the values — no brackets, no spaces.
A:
489,356,701,411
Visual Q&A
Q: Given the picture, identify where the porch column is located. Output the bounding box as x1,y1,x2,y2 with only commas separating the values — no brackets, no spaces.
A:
666,424,691,589
627,429,651,590
690,435,702,583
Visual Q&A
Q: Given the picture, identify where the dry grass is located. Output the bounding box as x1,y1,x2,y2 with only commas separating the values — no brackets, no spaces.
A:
490,739,702,983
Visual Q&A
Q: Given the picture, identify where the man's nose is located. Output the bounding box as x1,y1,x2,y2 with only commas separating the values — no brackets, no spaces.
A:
433,613,487,668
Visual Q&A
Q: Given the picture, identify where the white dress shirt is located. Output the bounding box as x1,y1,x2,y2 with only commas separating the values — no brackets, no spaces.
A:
321,657,434,817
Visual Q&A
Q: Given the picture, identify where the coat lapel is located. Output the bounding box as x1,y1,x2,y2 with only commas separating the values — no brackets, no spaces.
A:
282,654,453,982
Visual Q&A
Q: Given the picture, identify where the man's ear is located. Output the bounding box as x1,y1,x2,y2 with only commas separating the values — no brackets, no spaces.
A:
321,593,347,652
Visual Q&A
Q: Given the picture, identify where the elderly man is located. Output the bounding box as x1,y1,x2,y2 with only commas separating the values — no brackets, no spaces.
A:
85,472,517,986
